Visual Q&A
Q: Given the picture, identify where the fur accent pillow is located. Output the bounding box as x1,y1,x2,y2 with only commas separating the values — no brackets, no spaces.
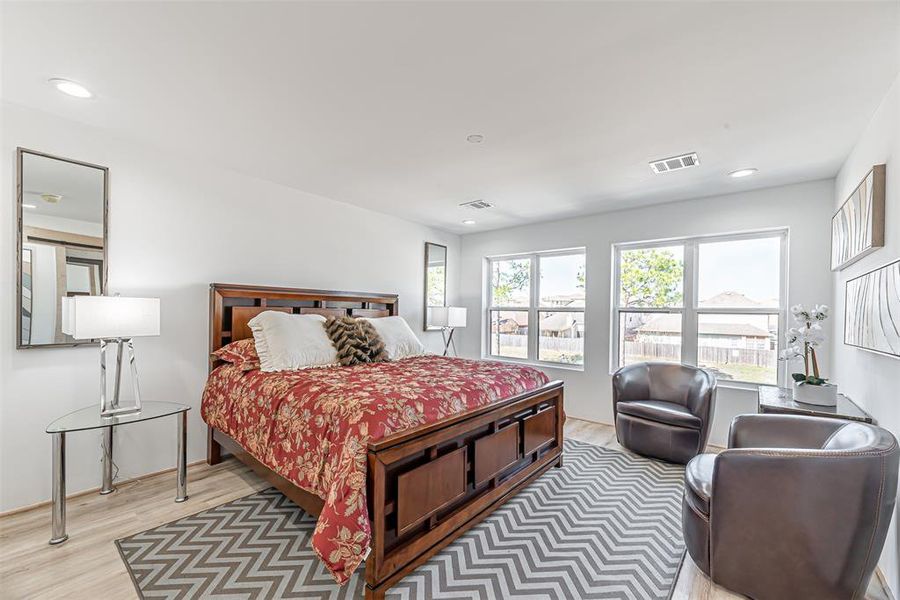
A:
323,317,389,366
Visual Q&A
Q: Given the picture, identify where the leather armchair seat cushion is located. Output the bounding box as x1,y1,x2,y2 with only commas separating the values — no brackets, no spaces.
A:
615,413,701,464
685,453,715,515
616,400,703,430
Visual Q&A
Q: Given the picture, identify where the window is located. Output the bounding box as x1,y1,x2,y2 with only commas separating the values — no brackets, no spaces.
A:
612,231,786,385
487,249,585,366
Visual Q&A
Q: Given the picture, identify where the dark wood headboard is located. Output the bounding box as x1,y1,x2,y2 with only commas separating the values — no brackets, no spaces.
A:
209,283,399,371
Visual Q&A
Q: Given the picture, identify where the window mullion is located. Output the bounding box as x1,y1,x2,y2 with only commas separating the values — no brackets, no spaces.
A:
484,259,492,358
777,231,789,386
610,247,621,370
529,255,539,361
682,240,699,366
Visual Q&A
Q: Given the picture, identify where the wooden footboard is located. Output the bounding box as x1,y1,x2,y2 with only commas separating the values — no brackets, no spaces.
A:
363,380,564,599
207,379,564,599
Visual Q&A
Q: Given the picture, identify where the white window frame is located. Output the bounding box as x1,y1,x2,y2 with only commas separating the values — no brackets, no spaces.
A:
484,248,586,370
610,229,788,389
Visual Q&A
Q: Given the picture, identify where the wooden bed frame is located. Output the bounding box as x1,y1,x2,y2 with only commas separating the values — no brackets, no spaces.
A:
206,283,565,599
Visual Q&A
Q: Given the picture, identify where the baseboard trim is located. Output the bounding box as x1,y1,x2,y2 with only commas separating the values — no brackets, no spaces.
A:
565,414,613,428
0,459,206,518
566,414,724,451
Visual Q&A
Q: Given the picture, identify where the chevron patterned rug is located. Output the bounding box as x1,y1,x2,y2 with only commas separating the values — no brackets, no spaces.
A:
117,439,685,599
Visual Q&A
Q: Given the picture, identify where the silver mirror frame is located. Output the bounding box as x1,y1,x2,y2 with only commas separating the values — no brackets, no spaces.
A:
16,147,109,349
424,241,447,332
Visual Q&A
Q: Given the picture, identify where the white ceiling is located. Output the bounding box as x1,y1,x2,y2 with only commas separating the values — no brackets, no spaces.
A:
3,2,899,233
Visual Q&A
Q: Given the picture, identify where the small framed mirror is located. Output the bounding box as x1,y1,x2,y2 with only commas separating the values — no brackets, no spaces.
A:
424,242,447,331
16,148,108,348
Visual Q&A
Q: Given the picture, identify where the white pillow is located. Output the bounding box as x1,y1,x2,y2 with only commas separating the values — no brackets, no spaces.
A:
362,316,426,360
248,311,338,372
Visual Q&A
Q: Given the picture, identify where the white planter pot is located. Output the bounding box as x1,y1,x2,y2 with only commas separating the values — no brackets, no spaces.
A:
792,381,838,407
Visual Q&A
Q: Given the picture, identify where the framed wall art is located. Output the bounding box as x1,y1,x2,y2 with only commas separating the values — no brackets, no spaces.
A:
844,258,900,358
831,164,885,271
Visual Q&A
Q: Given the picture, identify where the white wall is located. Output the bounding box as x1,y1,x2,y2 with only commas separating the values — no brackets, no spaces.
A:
457,179,834,447
830,73,900,595
0,102,460,512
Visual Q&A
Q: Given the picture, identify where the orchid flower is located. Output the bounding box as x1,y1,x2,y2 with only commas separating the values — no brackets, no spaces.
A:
780,303,829,384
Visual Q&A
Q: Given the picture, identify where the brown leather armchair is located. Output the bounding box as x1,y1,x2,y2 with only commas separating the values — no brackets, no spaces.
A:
612,362,716,464
684,414,899,600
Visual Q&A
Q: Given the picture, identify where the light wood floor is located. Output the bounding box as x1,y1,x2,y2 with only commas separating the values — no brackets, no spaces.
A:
0,418,890,599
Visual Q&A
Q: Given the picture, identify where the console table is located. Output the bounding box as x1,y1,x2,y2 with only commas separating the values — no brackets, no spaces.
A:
45,401,190,544
757,385,873,424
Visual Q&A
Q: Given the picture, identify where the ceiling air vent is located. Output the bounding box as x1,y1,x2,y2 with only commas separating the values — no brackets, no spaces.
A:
459,199,494,210
649,152,700,174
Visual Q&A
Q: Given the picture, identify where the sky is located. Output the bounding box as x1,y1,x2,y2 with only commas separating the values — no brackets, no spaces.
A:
540,254,585,301
698,237,780,304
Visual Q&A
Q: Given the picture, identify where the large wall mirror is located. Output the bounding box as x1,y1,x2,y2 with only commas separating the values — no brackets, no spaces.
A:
424,242,447,331
16,148,108,348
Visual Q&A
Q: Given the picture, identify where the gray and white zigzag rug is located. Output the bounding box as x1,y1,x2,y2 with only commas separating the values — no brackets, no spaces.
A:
117,439,685,599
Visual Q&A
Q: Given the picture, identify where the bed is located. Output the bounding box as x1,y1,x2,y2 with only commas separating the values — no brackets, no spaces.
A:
203,283,565,599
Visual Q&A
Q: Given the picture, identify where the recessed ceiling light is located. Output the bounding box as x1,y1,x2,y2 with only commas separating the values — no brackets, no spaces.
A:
461,219,476,225
466,134,484,144
729,168,758,178
22,203,37,209
48,78,92,99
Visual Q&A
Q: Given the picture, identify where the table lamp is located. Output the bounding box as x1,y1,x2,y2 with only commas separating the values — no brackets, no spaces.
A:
427,306,467,357
62,296,160,417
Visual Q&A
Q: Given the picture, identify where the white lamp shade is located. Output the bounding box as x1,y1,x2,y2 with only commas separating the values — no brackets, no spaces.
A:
428,306,467,328
62,296,160,339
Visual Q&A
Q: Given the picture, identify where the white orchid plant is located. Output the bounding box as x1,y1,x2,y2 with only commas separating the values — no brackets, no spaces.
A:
779,304,830,386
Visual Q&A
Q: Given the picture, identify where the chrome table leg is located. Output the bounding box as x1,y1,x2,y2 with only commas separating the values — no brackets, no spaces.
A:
100,427,115,495
175,412,188,503
50,432,68,544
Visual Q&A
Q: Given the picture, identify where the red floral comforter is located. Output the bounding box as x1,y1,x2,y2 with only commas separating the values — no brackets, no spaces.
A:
200,355,549,584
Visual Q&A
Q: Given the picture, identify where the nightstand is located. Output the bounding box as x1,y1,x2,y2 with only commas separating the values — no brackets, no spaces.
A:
45,402,190,544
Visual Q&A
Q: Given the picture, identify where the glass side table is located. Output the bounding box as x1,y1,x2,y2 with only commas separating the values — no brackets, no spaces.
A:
45,401,190,544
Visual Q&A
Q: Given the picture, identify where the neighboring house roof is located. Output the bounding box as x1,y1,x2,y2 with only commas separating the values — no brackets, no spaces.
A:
636,314,770,338
541,292,586,306
498,311,529,327
699,323,772,337
497,311,583,331
539,312,575,332
698,291,776,308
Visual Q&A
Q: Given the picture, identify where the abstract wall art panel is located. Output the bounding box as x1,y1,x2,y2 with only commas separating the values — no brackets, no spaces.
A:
844,259,900,358
831,164,885,271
